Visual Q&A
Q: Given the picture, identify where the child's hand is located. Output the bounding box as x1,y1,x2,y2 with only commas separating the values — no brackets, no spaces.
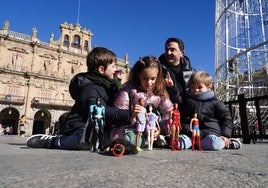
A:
220,136,231,148
165,72,174,87
130,104,143,122
134,104,144,112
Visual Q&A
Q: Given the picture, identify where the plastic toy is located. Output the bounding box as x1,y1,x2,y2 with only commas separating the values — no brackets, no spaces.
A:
135,98,148,152
169,102,182,151
89,98,105,152
146,104,159,150
190,113,202,151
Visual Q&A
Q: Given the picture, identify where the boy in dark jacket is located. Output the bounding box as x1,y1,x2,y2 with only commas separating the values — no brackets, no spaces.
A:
179,71,242,150
26,47,133,150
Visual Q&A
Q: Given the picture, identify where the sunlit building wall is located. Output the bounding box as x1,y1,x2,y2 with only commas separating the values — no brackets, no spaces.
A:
0,21,130,135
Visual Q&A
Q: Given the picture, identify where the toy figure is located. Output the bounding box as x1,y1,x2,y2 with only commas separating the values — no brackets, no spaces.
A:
146,104,159,151
111,143,125,157
110,138,138,157
89,98,105,152
190,113,202,151
169,102,182,151
135,98,148,152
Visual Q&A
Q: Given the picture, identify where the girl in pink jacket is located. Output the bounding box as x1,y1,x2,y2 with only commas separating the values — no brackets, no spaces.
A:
111,56,173,148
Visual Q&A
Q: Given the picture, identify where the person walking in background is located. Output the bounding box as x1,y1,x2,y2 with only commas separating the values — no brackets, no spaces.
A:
180,71,242,150
19,115,27,137
159,37,195,105
4,126,10,135
9,126,13,135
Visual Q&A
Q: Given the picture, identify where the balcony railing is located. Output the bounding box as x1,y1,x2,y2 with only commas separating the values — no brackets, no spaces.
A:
225,94,268,144
8,30,32,42
0,94,25,105
31,97,74,110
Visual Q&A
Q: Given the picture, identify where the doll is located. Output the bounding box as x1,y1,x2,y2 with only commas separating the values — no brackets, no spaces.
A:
146,104,159,150
135,98,148,152
189,113,202,151
169,103,182,151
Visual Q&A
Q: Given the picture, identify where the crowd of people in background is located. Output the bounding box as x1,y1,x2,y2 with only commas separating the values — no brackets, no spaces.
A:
0,115,27,136
0,124,13,135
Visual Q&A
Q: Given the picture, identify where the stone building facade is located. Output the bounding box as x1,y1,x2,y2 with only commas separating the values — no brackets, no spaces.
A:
0,21,130,136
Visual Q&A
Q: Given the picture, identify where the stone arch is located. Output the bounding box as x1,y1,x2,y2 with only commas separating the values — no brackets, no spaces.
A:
32,110,51,135
0,107,20,135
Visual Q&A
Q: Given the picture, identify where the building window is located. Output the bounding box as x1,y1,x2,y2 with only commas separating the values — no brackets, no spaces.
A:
84,40,89,51
40,90,51,103
63,35,69,46
12,51,23,71
7,86,19,97
73,35,80,48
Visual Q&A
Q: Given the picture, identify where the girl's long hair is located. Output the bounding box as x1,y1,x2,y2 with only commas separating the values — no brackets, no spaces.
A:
127,56,169,97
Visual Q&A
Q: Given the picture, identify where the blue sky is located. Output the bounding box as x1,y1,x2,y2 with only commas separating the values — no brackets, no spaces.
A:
0,0,216,78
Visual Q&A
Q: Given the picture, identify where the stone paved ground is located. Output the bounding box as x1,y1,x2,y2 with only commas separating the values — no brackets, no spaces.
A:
0,135,267,188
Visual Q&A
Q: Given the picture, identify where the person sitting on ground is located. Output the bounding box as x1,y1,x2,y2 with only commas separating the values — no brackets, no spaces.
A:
26,47,138,151
179,71,242,150
110,56,174,149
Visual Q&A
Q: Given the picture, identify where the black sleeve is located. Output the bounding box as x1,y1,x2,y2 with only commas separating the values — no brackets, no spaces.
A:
81,84,131,126
215,101,233,137
167,86,182,104
79,85,103,119
180,108,192,137
105,106,131,126
179,98,194,137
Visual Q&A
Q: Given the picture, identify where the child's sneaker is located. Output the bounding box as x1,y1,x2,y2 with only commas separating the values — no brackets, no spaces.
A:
136,147,143,152
228,138,242,149
26,134,56,148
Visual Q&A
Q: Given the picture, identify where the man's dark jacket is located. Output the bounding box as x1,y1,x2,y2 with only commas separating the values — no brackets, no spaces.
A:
159,54,195,105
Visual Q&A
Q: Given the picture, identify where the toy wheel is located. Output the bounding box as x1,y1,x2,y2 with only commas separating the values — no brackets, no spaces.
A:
111,144,125,157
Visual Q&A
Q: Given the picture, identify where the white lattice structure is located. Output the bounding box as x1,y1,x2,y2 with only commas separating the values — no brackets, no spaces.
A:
215,0,268,102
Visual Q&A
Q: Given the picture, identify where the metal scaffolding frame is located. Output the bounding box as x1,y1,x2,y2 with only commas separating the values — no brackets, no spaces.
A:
215,0,268,102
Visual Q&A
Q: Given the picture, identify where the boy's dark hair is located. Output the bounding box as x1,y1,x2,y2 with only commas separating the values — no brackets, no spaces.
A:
86,47,117,72
165,37,184,51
